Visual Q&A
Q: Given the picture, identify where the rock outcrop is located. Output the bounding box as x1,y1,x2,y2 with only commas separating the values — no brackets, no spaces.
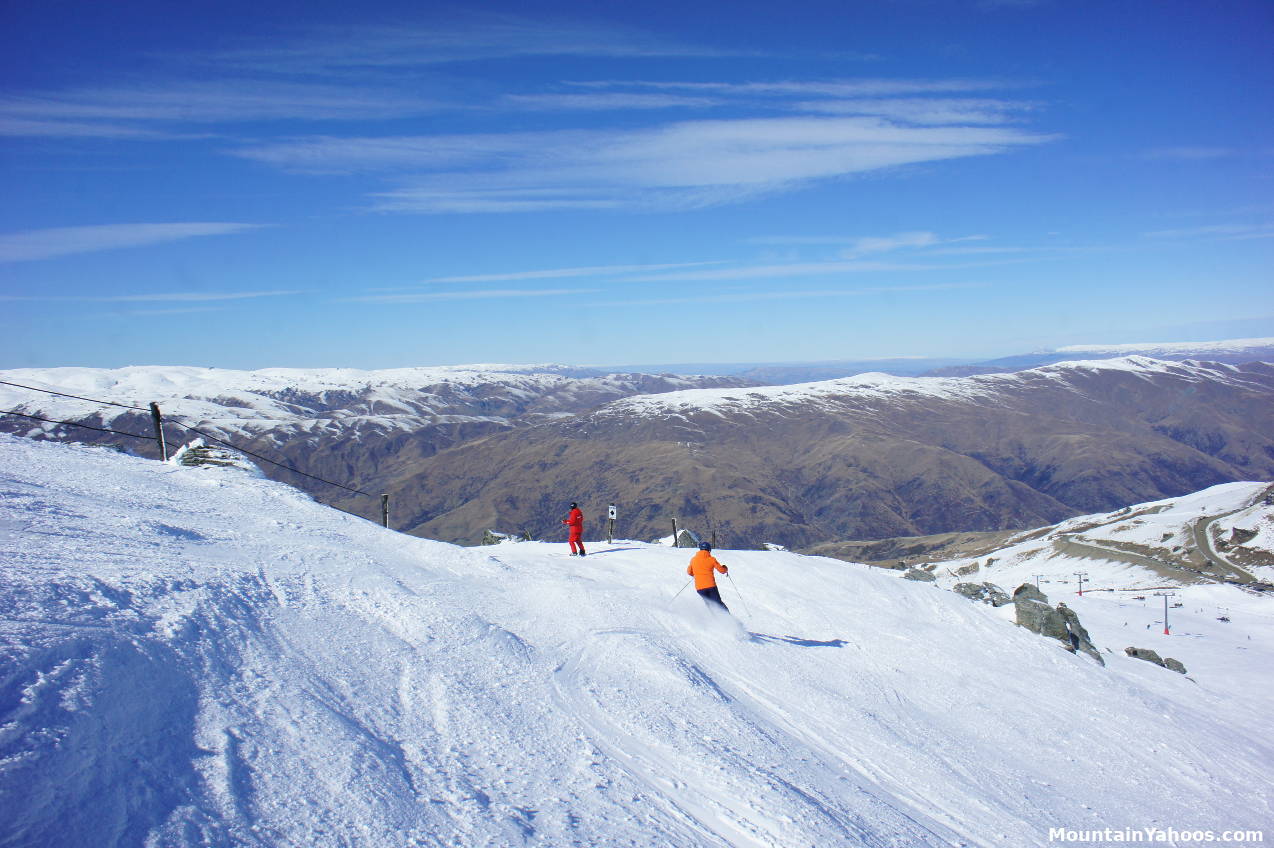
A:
1012,583,1049,604
675,528,703,548
482,530,531,545
953,582,1012,606
1056,603,1105,665
1013,584,1104,664
1124,647,1188,674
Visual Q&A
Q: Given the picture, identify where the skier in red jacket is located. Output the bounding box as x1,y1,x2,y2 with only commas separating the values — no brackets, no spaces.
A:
562,502,585,556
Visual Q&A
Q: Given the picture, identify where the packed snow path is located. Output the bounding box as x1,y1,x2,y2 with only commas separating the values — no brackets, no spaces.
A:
1,436,1270,847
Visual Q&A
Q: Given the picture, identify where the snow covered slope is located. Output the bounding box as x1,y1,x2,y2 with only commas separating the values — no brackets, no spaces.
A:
931,482,1274,587
929,337,1274,376
598,356,1266,419
2,435,1271,847
923,482,1274,738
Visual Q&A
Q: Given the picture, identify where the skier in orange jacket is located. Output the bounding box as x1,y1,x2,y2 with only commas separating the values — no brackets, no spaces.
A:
687,541,729,612
562,502,585,556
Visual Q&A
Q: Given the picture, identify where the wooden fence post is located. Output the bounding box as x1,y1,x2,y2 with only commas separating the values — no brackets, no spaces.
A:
149,402,168,461
381,494,390,529
671,517,678,547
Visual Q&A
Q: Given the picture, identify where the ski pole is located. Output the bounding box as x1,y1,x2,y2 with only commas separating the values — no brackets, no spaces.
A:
727,572,752,617
670,577,693,605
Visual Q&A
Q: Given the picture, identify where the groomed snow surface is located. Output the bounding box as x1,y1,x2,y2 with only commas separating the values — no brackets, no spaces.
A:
2,435,1271,847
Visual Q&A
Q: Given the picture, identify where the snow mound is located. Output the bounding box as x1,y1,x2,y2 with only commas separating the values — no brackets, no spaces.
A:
1,435,1271,846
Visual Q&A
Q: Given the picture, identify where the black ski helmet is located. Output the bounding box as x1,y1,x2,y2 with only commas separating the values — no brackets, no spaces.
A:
570,502,578,509
698,541,712,551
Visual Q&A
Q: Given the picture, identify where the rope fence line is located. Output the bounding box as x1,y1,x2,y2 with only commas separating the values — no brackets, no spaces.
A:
168,419,375,498
0,379,148,411
1,409,153,440
1,381,388,524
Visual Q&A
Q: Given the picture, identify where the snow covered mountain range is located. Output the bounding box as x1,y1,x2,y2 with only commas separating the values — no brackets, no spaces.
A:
383,356,1274,546
2,434,1270,846
926,337,1274,378
0,363,753,443
3,352,1273,550
633,337,1274,383
0,363,753,514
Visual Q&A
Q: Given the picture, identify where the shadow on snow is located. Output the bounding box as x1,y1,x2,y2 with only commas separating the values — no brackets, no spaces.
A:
749,633,849,648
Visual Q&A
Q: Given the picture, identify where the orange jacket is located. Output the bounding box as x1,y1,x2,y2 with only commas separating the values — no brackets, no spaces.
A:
687,550,727,590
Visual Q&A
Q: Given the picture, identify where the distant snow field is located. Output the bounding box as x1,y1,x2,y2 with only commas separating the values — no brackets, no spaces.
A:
1,434,1271,847
1056,337,1274,356
601,355,1263,419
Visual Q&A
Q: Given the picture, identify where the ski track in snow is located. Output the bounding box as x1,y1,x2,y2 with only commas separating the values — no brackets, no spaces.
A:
1,434,1272,847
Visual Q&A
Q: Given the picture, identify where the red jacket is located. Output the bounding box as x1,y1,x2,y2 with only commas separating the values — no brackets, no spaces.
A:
563,508,583,537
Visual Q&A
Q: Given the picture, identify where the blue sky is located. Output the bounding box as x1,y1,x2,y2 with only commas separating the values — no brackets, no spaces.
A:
2,0,1271,370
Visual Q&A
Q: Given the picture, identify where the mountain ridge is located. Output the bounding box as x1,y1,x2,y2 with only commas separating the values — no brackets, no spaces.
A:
382,357,1274,547
4,354,1273,552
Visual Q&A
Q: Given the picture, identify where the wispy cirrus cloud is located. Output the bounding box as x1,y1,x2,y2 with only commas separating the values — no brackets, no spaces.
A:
1142,146,1236,161
0,223,263,263
749,231,991,255
623,259,966,283
0,81,438,138
0,117,192,139
344,288,597,303
620,231,1050,283
206,17,750,75
501,92,722,111
0,290,302,302
566,78,1020,97
0,15,748,140
591,281,986,307
231,132,584,174
237,115,1054,213
1144,223,1274,241
372,236,1027,303
423,261,725,284
371,187,632,214
842,232,953,257
793,97,1034,125
106,306,229,316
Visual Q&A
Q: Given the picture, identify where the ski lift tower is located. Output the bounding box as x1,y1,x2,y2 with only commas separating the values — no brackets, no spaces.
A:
1154,591,1176,635
1074,571,1089,596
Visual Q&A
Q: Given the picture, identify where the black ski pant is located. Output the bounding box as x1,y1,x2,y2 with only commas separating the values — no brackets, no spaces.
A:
697,586,729,612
